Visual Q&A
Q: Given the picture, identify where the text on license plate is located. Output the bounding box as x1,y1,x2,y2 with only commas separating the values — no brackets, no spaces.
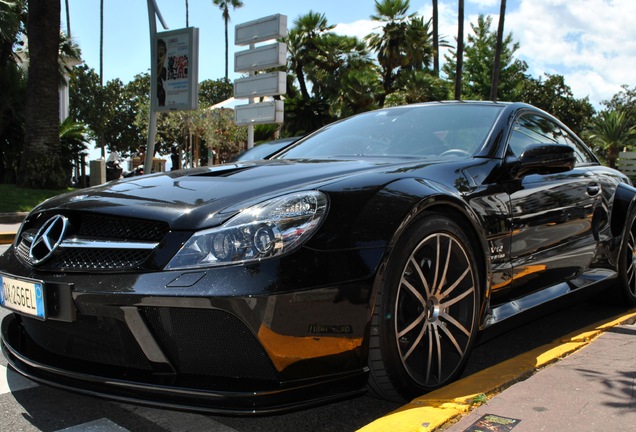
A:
0,275,46,319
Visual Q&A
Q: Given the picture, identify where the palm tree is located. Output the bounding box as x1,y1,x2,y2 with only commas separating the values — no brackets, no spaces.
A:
455,0,464,100
586,110,636,169
19,0,67,188
490,0,506,101
286,11,335,101
212,0,244,80
366,0,412,104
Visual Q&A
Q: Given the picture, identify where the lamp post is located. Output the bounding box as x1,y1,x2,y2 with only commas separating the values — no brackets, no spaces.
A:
146,0,169,175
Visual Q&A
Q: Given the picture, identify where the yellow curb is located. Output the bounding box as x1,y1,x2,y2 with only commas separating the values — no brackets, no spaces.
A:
358,308,636,432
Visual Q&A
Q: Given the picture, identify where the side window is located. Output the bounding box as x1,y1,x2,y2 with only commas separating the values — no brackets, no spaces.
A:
508,114,559,156
507,114,595,165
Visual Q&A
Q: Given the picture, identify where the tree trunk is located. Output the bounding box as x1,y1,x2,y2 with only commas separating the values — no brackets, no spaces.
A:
224,16,229,80
65,0,71,38
432,0,439,77
490,0,507,101
455,0,464,100
18,0,66,189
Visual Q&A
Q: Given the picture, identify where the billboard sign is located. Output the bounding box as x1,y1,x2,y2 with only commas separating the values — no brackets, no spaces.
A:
234,72,286,99
153,27,199,111
234,100,284,125
234,42,287,73
235,14,287,46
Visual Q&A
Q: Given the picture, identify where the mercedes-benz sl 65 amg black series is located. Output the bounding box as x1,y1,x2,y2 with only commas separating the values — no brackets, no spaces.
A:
2,102,636,414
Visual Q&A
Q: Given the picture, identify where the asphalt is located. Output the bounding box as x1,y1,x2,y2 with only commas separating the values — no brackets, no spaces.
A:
1,214,635,431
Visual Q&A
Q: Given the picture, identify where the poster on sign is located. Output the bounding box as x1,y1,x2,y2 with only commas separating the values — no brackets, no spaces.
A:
153,27,199,112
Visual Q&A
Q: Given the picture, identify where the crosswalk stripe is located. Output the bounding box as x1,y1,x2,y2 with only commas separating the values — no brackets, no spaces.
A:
0,364,39,394
56,418,131,432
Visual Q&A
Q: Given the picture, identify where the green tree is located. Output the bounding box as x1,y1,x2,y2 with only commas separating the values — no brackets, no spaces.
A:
365,0,412,104
59,117,88,183
0,0,25,162
520,73,594,135
199,78,233,105
70,66,148,157
444,14,527,101
212,0,244,80
284,11,377,133
386,70,450,106
585,110,636,168
286,11,335,101
603,85,636,125
18,0,65,189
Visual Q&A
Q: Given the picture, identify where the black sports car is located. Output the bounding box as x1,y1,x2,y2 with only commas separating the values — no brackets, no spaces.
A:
2,101,636,414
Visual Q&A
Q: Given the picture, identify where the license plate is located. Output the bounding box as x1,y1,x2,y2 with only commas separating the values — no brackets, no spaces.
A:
0,274,46,319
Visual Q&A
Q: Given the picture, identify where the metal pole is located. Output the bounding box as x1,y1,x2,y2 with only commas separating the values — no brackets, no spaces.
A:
247,42,255,149
145,0,169,175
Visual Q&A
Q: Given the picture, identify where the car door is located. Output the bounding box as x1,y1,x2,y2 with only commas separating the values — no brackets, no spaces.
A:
501,113,602,301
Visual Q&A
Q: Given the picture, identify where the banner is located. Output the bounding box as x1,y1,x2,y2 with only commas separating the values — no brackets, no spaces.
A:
153,27,199,111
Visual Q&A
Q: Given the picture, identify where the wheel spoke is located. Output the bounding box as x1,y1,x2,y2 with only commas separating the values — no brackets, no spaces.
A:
437,235,453,295
437,319,466,356
440,266,471,300
397,308,426,340
441,281,474,308
400,274,427,308
410,256,432,298
401,320,428,361
432,235,441,294
439,310,472,338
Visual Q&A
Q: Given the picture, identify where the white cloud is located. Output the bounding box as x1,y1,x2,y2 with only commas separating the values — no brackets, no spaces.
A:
334,20,380,39
506,0,636,107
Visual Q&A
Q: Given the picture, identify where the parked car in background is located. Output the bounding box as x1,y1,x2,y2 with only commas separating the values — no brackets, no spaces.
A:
233,136,300,162
1,101,635,415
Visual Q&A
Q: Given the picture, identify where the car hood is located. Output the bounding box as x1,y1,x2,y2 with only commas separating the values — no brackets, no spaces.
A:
34,158,420,231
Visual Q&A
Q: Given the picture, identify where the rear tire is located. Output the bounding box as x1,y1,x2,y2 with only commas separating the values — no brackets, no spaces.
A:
368,213,481,402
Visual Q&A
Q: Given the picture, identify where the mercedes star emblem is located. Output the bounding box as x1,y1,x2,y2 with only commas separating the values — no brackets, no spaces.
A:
29,215,69,265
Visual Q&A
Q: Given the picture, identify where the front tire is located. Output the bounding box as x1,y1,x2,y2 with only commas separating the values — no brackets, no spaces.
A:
618,219,636,305
368,213,481,402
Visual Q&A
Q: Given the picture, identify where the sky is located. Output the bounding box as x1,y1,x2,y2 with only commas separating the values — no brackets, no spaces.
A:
61,0,636,111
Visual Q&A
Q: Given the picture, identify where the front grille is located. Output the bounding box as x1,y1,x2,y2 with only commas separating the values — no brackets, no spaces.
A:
142,307,279,381
48,248,150,270
78,214,167,242
16,212,170,272
20,315,153,371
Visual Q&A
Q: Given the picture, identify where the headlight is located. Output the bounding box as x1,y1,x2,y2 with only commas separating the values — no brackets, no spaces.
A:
165,191,328,269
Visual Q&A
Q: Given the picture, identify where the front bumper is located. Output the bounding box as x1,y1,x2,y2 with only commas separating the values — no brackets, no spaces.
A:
2,312,368,414
0,244,380,413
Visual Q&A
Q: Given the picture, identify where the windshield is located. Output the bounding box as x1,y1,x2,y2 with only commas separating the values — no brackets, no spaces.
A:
278,104,504,160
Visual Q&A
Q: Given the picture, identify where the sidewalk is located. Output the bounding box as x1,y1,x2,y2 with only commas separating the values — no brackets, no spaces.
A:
360,311,636,432
446,320,636,431
0,223,20,245
0,212,25,244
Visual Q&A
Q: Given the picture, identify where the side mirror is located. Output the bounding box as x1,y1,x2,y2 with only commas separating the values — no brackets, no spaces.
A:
509,143,576,178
